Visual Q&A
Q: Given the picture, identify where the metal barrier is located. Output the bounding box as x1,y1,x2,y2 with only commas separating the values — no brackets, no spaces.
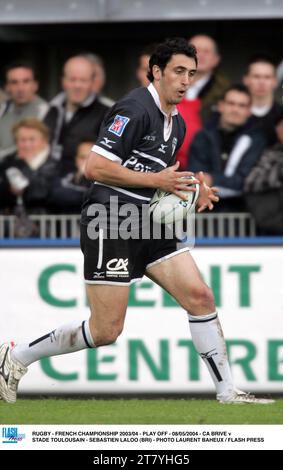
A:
195,212,256,238
0,213,257,239
0,214,81,239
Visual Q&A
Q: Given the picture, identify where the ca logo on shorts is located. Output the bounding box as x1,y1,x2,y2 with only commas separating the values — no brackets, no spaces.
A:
106,258,128,272
106,258,129,277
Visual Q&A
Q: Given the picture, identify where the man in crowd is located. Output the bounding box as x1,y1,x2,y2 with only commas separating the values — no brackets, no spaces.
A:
136,44,156,87
0,62,48,161
243,55,283,145
79,53,115,107
189,84,266,211
44,55,109,175
177,34,230,169
244,117,283,234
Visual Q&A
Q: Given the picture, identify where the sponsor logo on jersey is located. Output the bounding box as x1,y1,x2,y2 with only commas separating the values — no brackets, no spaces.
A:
108,115,130,137
123,156,152,172
106,258,129,277
158,144,168,154
99,137,116,149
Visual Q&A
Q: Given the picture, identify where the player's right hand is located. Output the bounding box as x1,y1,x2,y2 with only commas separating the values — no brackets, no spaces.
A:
154,161,199,200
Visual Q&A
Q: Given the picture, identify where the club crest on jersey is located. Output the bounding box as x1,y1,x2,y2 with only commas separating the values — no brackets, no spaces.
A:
109,115,130,137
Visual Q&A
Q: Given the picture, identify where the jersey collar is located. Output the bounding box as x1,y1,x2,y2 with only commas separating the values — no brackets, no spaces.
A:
147,83,178,118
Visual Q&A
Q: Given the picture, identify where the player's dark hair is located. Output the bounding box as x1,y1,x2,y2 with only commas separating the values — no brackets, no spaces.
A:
245,54,276,75
5,60,37,82
147,37,197,82
222,83,252,103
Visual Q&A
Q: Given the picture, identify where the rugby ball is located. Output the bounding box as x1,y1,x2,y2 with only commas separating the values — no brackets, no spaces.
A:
149,177,199,224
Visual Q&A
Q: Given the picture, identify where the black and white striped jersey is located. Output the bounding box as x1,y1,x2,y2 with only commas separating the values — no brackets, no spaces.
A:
81,84,186,222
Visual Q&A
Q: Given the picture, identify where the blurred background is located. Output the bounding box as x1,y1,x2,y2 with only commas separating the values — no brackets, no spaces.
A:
0,0,283,99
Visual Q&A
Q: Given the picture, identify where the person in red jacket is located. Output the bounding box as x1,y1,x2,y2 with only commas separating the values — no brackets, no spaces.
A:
177,34,230,169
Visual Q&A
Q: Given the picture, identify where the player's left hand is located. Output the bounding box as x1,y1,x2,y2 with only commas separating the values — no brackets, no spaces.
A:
196,171,219,213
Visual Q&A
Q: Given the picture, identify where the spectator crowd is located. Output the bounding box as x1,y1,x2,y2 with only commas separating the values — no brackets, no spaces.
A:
1,35,283,235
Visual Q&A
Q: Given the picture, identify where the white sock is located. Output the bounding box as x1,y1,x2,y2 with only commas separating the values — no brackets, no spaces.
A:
11,319,95,367
188,311,235,401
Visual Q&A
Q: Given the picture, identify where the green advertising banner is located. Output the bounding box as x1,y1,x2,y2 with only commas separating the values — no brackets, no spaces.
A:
0,247,282,394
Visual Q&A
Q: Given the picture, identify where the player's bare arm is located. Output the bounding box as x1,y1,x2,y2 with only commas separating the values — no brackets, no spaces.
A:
85,152,198,200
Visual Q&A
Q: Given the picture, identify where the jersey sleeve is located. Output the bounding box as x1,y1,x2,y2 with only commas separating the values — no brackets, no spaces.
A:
92,99,149,164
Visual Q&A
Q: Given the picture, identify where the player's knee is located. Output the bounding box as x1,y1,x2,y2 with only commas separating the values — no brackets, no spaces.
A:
188,284,215,313
92,324,124,347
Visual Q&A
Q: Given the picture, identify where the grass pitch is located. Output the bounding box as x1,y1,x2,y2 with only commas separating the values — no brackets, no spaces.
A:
0,398,282,424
